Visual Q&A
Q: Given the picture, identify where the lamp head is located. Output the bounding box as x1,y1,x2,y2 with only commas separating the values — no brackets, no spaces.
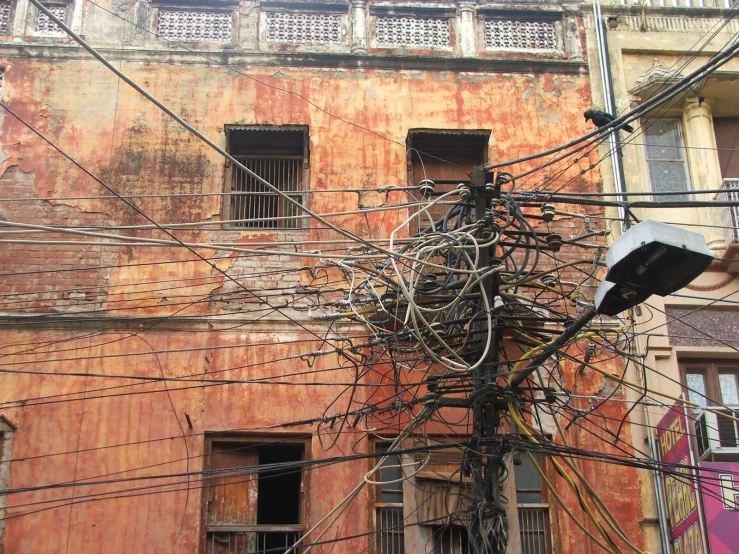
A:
604,220,712,297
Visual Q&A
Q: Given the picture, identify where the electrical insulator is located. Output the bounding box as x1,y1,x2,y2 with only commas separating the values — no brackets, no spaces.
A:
457,183,471,201
484,181,497,194
540,274,558,288
547,233,562,252
419,179,435,198
541,203,556,222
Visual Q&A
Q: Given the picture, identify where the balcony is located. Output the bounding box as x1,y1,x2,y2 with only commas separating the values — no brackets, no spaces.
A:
618,0,734,7
717,179,739,244
715,179,739,271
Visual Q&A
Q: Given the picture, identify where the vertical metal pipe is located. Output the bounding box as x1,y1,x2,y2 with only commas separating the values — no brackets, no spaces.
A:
593,0,630,230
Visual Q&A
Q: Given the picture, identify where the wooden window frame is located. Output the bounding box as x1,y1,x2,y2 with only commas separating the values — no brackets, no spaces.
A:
405,129,490,233
200,434,311,554
680,360,739,408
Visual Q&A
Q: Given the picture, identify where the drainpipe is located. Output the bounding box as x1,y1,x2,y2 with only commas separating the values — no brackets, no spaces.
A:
592,0,630,230
593,3,670,553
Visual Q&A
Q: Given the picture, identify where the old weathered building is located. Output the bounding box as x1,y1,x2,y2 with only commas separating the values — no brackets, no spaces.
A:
0,0,671,553
585,1,739,553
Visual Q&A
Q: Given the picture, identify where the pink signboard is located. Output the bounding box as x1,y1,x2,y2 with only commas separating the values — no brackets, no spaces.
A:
699,462,739,554
656,403,707,554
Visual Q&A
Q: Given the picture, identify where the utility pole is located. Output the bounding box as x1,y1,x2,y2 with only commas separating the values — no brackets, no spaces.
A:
467,166,507,554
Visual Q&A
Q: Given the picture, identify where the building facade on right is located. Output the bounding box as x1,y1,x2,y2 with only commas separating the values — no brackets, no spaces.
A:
585,1,739,553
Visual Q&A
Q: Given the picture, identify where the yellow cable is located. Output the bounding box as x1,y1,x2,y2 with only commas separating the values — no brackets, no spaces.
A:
524,451,618,554
508,402,623,554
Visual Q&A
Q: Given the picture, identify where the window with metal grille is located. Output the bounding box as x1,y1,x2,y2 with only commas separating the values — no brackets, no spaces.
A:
36,3,67,34
202,439,305,554
0,1,11,34
484,20,556,51
225,126,308,229
430,525,469,554
515,453,551,554
644,119,691,202
157,10,232,42
374,444,405,554
376,16,450,48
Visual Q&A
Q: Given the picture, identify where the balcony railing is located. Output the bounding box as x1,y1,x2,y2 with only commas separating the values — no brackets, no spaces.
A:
618,0,734,6
205,525,303,554
230,155,304,229
716,178,739,245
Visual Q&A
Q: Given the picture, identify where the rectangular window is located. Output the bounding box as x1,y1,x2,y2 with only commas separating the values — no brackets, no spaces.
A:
203,439,305,554
408,130,489,226
157,10,232,42
713,117,739,179
376,16,450,48
484,20,557,51
683,362,739,461
644,119,691,202
515,453,551,554
374,444,404,554
682,362,739,407
714,118,739,244
225,126,308,229
431,525,469,554
266,12,341,45
0,0,11,34
36,3,67,34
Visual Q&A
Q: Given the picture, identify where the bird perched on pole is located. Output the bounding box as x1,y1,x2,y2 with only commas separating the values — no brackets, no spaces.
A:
584,108,634,133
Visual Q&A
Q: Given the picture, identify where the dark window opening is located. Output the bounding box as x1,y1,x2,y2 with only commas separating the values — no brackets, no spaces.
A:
203,440,305,554
257,445,303,525
226,126,308,229
408,130,489,228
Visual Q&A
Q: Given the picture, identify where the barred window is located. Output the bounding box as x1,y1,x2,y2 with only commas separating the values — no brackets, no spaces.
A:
644,119,691,202
225,126,308,229
374,445,405,554
376,16,450,48
516,453,552,554
430,525,469,554
266,12,341,44
0,0,11,35
36,4,67,35
484,20,556,51
157,10,232,42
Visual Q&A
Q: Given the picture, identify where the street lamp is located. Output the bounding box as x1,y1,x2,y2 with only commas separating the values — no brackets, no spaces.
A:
511,220,712,386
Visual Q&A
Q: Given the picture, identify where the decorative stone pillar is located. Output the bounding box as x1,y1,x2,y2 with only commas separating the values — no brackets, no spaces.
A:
70,0,84,34
350,0,368,54
682,97,726,253
11,0,30,39
457,0,476,58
